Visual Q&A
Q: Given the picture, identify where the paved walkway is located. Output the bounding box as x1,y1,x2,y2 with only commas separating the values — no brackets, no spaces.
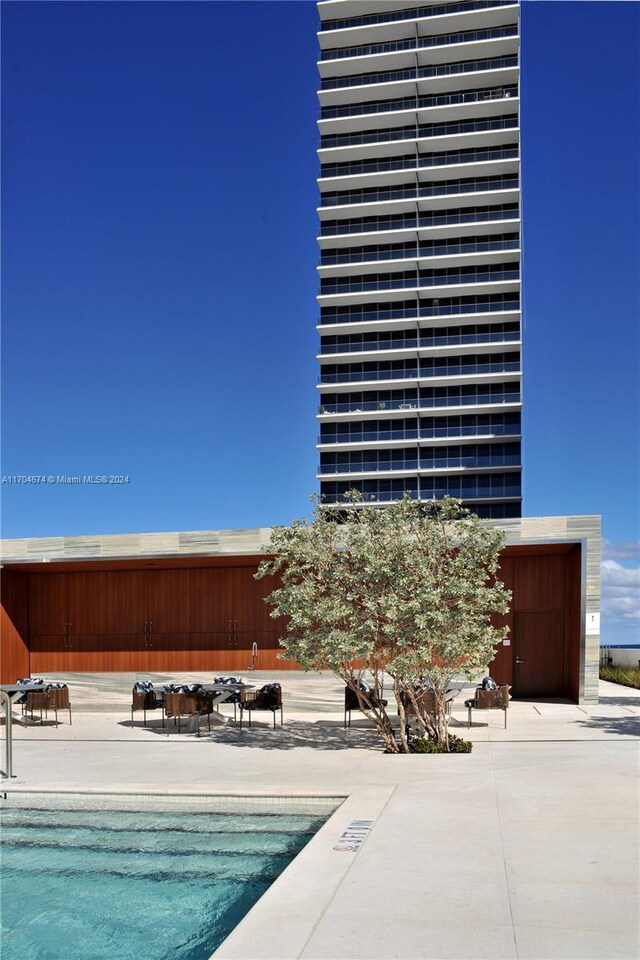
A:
2,676,639,959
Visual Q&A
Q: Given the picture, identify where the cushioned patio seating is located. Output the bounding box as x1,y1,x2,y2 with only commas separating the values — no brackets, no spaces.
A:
131,682,164,728
164,691,213,734
239,683,283,729
465,684,511,728
344,682,388,729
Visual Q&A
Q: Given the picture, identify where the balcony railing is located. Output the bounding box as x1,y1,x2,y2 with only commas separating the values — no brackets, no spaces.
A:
320,174,518,208
320,54,518,91
319,329,519,354
321,294,520,324
320,476,522,499
319,452,521,473
321,202,519,237
320,114,518,150
321,86,517,120
318,392,520,415
319,359,520,384
319,24,518,63
320,264,519,296
320,234,519,266
320,143,519,179
320,0,513,32
320,421,520,443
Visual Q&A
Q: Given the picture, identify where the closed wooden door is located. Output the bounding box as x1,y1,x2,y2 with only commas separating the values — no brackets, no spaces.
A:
107,572,149,671
66,573,109,635
232,567,284,669
29,575,68,673
146,570,191,671
66,572,111,670
190,569,235,669
512,611,566,698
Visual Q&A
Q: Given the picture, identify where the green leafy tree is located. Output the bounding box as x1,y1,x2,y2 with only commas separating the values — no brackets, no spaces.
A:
256,495,511,753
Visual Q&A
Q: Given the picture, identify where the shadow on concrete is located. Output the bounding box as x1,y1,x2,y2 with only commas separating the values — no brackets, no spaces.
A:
597,694,640,708
119,717,385,751
575,715,640,738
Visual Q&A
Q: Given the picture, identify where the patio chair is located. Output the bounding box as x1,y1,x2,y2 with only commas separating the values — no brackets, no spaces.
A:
213,676,243,720
164,691,213,734
24,689,50,725
344,682,388,729
47,683,72,726
24,683,72,727
465,684,511,728
239,683,283,729
17,677,45,708
131,683,164,728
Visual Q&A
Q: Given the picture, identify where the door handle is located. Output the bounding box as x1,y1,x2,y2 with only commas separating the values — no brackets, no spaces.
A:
515,657,525,664
148,621,153,647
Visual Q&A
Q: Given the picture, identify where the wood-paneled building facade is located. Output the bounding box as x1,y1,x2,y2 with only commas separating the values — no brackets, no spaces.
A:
1,516,600,702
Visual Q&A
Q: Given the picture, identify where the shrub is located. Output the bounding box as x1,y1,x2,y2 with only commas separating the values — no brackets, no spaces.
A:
408,734,472,754
599,665,640,690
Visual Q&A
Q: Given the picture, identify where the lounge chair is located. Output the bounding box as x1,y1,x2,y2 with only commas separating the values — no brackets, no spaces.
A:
465,684,511,728
239,683,283,729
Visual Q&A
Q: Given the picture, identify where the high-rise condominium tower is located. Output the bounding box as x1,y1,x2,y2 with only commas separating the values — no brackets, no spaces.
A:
316,0,521,518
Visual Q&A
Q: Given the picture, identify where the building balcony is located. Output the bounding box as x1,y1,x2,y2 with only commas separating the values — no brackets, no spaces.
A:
318,88,518,139
318,93,519,140
317,392,521,419
317,114,518,163
318,457,522,480
318,358,521,393
318,238,520,274
318,332,521,363
318,150,519,191
317,185,519,225
319,169,518,209
318,275,520,308
318,57,518,106
318,427,521,450
318,209,520,249
318,21,518,77
318,3,519,53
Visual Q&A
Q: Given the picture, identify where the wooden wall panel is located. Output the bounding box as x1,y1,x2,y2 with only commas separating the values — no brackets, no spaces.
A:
147,634,191,673
233,568,276,632
30,635,68,674
488,556,514,686
190,631,233,672
148,570,191,634
107,635,148,672
190,569,235,634
107,572,148,635
513,555,565,611
66,573,110,635
0,570,30,682
29,574,67,636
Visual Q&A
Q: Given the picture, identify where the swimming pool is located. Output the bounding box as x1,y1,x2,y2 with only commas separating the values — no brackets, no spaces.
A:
0,793,342,960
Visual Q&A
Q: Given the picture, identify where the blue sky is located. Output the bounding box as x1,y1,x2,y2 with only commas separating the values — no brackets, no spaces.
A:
1,1,638,642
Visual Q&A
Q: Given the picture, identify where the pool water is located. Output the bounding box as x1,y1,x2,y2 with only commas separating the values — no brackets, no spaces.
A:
0,800,333,960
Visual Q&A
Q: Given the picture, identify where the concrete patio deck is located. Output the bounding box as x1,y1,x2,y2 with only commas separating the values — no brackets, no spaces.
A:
1,674,638,959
